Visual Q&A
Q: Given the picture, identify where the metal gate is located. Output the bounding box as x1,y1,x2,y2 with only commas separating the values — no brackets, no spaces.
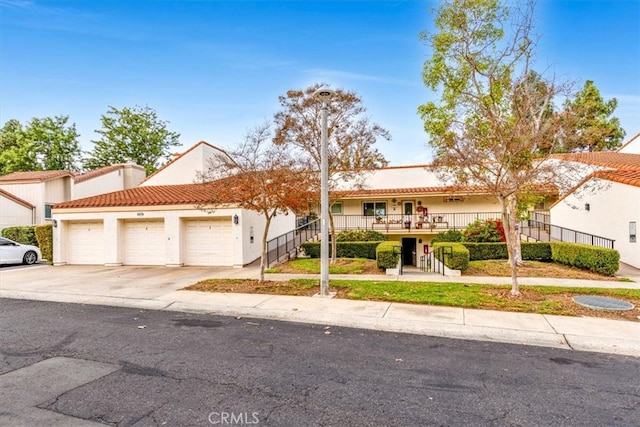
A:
420,245,452,276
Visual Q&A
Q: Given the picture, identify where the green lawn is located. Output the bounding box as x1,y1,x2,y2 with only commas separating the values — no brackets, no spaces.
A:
266,258,376,275
290,279,640,315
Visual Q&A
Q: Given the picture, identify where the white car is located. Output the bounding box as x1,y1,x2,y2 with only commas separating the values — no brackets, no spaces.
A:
0,237,42,265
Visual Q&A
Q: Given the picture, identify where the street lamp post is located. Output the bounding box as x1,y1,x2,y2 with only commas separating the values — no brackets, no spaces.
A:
313,87,334,296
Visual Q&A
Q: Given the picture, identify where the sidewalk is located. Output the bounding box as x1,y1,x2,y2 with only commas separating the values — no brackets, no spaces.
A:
1,264,638,357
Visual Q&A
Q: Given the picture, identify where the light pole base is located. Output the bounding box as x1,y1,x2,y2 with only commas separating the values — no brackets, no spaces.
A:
313,292,337,299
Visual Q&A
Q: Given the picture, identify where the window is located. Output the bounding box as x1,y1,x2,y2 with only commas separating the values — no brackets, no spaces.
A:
44,203,52,220
331,202,343,215
443,196,463,202
363,202,387,217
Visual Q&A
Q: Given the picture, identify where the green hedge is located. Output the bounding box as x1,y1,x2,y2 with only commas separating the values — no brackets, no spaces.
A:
432,242,469,271
459,241,617,276
462,242,551,261
35,224,53,263
522,242,552,260
550,242,619,276
1,226,38,246
302,241,382,259
335,229,387,242
462,242,508,261
376,241,402,269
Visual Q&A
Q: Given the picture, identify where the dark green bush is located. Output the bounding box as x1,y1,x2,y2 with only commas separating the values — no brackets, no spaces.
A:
335,229,387,242
432,242,469,271
521,242,552,260
430,229,463,243
462,242,508,260
35,224,53,262
302,241,382,259
462,242,551,261
551,242,620,276
1,226,38,246
376,241,402,269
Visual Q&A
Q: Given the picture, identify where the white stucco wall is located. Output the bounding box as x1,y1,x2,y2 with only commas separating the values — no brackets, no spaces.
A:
52,206,296,267
0,182,45,224
618,134,640,154
0,197,34,230
141,143,227,187
73,165,146,199
551,179,640,268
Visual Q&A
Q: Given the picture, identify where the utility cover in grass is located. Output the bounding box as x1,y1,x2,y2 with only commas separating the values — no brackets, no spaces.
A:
572,295,635,311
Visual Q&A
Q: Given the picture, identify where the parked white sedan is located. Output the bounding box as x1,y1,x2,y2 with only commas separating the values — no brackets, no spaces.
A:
0,237,42,265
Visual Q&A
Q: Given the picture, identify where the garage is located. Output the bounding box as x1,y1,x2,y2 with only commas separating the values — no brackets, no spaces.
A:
183,218,233,266
122,219,165,265
66,221,105,265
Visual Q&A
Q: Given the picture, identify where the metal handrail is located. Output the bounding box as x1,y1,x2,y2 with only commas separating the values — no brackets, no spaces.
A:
520,219,614,249
265,218,321,267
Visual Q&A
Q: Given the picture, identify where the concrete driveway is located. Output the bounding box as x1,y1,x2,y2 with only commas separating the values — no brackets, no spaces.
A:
0,264,257,300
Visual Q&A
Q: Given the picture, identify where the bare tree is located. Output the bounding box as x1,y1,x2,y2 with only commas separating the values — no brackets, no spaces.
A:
198,123,316,283
274,83,391,262
418,0,587,295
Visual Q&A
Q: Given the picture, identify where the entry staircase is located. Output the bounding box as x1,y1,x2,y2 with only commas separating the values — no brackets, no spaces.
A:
265,218,321,268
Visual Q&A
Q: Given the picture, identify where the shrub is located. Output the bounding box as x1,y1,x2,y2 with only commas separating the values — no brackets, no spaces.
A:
302,241,382,259
35,224,53,262
1,226,38,246
432,242,469,271
462,219,505,243
462,242,508,260
462,242,552,261
521,242,552,260
335,229,387,242
376,241,402,269
431,229,463,243
551,242,620,276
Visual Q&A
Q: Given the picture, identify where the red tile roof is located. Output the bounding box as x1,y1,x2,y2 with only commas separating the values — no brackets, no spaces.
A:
0,189,34,209
337,183,558,198
338,186,489,197
594,169,640,188
52,183,238,209
0,170,74,183
549,151,640,170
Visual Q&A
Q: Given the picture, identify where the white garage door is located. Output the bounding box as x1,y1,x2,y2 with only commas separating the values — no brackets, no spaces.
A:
122,219,165,265
67,221,105,265
184,219,233,266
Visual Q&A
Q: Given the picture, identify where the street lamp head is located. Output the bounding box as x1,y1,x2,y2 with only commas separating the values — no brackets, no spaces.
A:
313,87,335,101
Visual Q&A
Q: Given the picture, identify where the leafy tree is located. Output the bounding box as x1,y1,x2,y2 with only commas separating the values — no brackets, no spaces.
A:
418,0,582,295
198,123,316,284
558,80,626,152
25,116,81,170
85,105,180,174
273,83,391,262
0,116,81,174
431,229,463,243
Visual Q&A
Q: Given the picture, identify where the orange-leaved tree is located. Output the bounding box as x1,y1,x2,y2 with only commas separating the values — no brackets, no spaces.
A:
198,123,316,283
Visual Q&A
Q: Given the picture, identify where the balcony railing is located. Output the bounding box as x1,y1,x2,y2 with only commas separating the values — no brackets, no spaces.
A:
331,212,504,232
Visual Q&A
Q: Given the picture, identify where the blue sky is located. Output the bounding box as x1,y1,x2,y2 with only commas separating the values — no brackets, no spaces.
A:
1,0,638,166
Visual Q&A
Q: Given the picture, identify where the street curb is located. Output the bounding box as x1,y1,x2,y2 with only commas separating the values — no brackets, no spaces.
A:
2,289,639,358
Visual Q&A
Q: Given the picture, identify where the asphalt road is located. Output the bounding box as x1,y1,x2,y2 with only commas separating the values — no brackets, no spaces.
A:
1,299,638,426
